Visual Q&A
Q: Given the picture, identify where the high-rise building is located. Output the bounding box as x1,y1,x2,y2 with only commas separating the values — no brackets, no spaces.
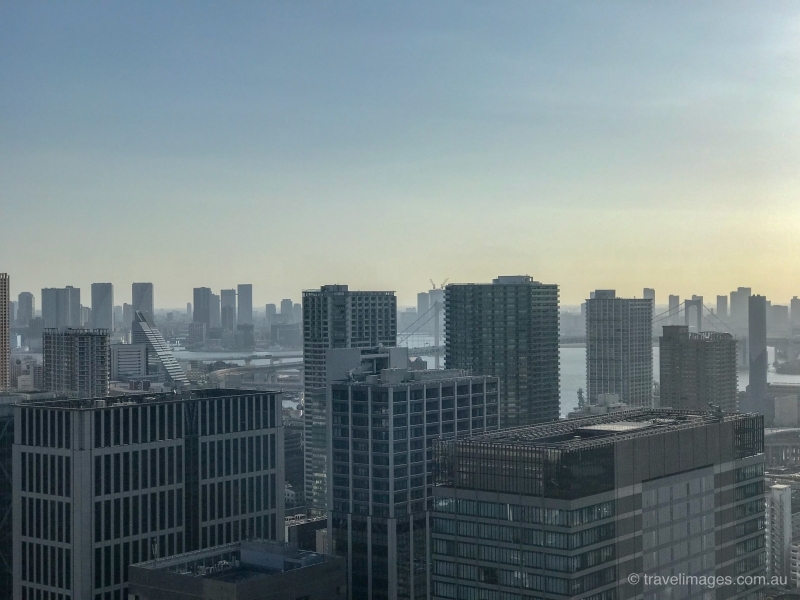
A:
643,287,655,303
112,305,123,330
131,312,189,386
110,343,148,380
0,274,8,391
748,295,768,411
659,325,738,412
292,302,302,325
445,276,560,426
717,294,729,319
0,390,13,597
586,290,653,407
91,283,114,330
12,389,285,600
193,288,212,327
185,302,191,317
792,296,800,327
41,286,81,329
16,292,34,328
122,303,133,330
265,303,277,325
43,328,110,398
770,304,790,332
730,287,752,328
210,293,221,328
328,348,499,600
302,285,397,514
221,289,237,331
668,294,680,325
430,410,766,600
131,282,154,321
281,299,293,322
237,284,253,326
767,484,792,580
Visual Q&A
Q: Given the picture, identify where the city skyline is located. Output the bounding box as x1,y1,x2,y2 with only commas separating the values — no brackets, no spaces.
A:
3,3,800,306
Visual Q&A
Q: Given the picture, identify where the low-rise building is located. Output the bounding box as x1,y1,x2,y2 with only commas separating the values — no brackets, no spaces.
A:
128,540,346,600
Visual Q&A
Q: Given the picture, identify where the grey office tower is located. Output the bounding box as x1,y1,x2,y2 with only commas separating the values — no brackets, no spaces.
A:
431,410,766,600
91,283,114,330
303,285,396,515
131,283,154,321
445,276,560,426
237,284,253,326
42,287,81,329
327,347,499,600
13,389,284,600
193,288,212,328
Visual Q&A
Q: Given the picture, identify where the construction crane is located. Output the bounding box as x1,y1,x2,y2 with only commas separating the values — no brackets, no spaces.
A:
430,278,449,290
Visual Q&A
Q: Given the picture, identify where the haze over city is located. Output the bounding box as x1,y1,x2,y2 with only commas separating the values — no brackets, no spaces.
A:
4,3,800,600
3,2,800,305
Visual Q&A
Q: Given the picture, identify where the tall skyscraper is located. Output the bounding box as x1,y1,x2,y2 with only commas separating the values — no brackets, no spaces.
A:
446,276,560,425
717,294,729,319
122,303,133,330
210,293,221,328
41,286,81,329
185,302,191,317
12,389,284,600
193,287,212,327
730,287,752,328
91,283,114,330
791,296,800,327
668,294,680,325
265,303,277,324
281,298,293,321
586,289,653,407
131,282,154,321
430,410,766,600
659,326,737,412
643,287,655,303
237,284,253,326
303,284,397,514
131,311,189,386
220,289,237,331
43,328,110,398
748,294,768,411
16,291,34,328
328,348,499,600
0,273,8,391
767,484,792,580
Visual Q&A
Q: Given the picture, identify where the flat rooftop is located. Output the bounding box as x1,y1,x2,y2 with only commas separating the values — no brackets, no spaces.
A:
452,409,759,451
17,388,281,410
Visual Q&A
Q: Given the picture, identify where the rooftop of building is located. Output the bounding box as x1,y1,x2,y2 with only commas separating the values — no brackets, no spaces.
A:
340,367,496,386
447,408,758,451
131,540,330,582
16,387,280,410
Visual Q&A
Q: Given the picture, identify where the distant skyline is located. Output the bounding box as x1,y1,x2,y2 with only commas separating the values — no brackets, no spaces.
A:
3,2,800,306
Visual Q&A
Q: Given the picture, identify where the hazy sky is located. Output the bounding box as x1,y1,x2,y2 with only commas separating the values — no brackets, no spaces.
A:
2,2,800,308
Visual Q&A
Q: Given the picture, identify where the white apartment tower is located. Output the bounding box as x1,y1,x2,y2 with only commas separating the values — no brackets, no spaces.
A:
586,289,653,407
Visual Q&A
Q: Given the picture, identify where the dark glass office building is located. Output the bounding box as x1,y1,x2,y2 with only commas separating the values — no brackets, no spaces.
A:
431,410,765,600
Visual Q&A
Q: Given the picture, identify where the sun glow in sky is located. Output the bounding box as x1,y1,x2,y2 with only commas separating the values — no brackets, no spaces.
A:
2,2,800,308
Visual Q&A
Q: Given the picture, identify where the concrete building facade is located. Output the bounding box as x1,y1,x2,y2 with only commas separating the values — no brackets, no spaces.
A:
586,290,653,407
766,484,791,581
92,283,114,331
445,276,560,426
328,351,499,600
13,389,285,600
0,274,8,391
131,283,154,322
303,285,397,515
430,410,766,600
42,286,81,329
659,326,738,412
237,284,253,326
193,288,212,329
17,292,34,329
43,328,110,398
